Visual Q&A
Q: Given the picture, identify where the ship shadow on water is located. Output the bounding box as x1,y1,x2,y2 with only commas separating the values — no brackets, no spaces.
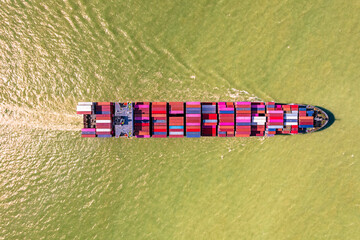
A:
315,106,335,132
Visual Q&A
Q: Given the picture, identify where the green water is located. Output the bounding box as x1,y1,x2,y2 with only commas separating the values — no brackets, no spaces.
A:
1,0,360,239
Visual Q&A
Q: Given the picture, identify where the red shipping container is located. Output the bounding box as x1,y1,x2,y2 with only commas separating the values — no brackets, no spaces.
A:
169,123,183,126
135,131,150,135
219,118,234,122
169,116,184,120
97,102,112,106
219,125,235,129
153,124,167,127
169,130,183,133
237,125,251,128
96,131,112,135
135,123,150,126
299,116,313,120
203,123,216,126
186,125,201,129
153,117,167,121
202,114,217,119
169,122,183,126
154,102,167,105
236,134,250,137
96,123,112,128
81,134,96,138
153,128,167,132
151,114,164,118
77,111,92,114
135,126,150,130
186,119,201,123
186,129,200,132
152,135,167,138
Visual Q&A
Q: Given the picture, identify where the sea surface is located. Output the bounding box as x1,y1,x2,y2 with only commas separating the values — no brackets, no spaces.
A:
1,0,359,239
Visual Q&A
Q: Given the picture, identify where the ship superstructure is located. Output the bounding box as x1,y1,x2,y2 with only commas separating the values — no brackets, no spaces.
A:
76,102,329,138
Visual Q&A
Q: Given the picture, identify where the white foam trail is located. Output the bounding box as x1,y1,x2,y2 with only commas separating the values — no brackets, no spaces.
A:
226,88,263,101
0,103,81,131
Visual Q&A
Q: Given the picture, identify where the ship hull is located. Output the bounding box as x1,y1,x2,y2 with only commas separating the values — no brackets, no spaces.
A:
76,102,329,138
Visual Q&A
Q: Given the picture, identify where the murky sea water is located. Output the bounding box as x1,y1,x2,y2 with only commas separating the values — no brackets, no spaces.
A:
1,0,360,239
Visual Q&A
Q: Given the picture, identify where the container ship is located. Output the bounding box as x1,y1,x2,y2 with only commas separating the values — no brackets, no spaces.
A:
76,102,329,138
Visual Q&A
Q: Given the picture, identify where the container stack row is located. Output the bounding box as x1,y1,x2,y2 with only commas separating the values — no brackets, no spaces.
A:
95,102,112,114
299,106,314,129
186,102,201,138
95,102,113,138
265,102,276,136
134,102,150,138
251,102,266,136
267,103,284,136
81,128,96,138
168,102,184,138
218,102,235,137
201,102,217,137
151,102,168,138
235,102,251,137
76,102,93,115
282,105,299,134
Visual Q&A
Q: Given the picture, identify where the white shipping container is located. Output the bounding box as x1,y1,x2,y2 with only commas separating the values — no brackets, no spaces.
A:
251,122,265,125
253,119,266,122
268,125,283,129
96,120,111,123
78,102,93,106
252,117,266,121
284,122,298,126
253,122,266,125
96,128,112,132
284,116,298,120
77,106,92,112
169,132,183,135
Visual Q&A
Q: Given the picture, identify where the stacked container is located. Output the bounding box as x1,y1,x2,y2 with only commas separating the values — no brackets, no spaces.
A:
81,128,96,138
265,102,276,136
95,102,112,114
251,102,266,136
201,102,217,136
266,103,284,136
169,102,184,115
299,106,314,129
290,105,299,134
218,102,235,137
151,102,167,138
134,102,150,138
235,102,251,137
186,102,201,138
282,105,299,134
95,102,113,137
169,117,184,138
168,102,184,138
76,102,93,115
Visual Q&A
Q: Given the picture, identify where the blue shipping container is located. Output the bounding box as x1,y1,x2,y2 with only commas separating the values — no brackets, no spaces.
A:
97,134,112,138
169,126,184,129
